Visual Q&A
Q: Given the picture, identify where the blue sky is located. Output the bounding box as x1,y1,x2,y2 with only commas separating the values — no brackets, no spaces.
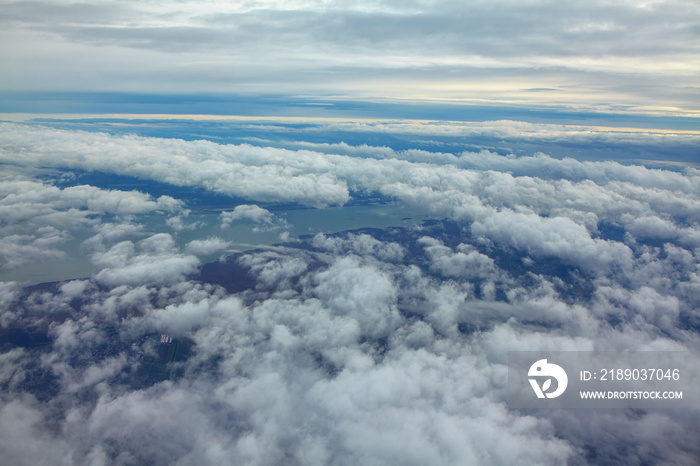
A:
1,0,698,119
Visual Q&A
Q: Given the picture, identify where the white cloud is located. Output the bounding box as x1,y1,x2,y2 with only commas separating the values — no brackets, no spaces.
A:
2,220,699,465
0,171,186,272
167,214,203,232
83,222,145,253
91,222,144,242
238,250,310,290
419,237,498,280
0,177,182,223
92,233,200,286
0,399,74,465
313,256,401,339
472,211,635,274
1,122,700,465
0,231,68,268
3,123,698,288
625,215,679,240
0,125,350,208
3,124,699,232
312,233,405,261
185,237,232,256
220,205,275,228
324,121,700,152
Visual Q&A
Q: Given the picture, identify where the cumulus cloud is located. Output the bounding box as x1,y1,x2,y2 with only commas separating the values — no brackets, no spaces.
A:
471,211,634,274
312,232,405,261
237,249,310,291
5,123,698,232
0,171,186,273
92,233,200,286
2,221,699,465
0,124,350,208
313,256,401,339
1,122,700,465
0,176,181,223
0,229,68,268
4,218,698,464
82,222,145,253
166,213,203,232
220,204,276,228
419,237,498,280
184,237,231,256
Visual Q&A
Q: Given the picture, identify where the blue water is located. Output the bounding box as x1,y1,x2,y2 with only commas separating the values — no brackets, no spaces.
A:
0,203,427,284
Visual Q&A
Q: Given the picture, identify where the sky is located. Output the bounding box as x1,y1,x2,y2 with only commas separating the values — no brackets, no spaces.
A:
0,0,699,117
1,1,700,466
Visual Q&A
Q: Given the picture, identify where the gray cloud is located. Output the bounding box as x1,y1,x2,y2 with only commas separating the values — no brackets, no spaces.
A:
0,1,697,112
4,0,697,62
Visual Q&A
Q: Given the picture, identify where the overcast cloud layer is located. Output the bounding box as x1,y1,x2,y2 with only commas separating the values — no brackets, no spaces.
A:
1,0,698,115
0,122,699,465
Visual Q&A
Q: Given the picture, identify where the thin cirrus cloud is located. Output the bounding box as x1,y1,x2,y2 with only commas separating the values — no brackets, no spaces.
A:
0,0,698,114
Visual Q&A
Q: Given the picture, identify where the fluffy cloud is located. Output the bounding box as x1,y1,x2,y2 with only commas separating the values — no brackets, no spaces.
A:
184,237,232,256
2,220,699,465
312,232,405,261
471,211,634,274
0,124,350,208
419,237,498,280
0,171,184,272
220,204,276,228
1,122,699,465
5,123,698,229
3,219,698,464
0,229,68,268
0,177,181,223
313,256,401,339
92,233,200,286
